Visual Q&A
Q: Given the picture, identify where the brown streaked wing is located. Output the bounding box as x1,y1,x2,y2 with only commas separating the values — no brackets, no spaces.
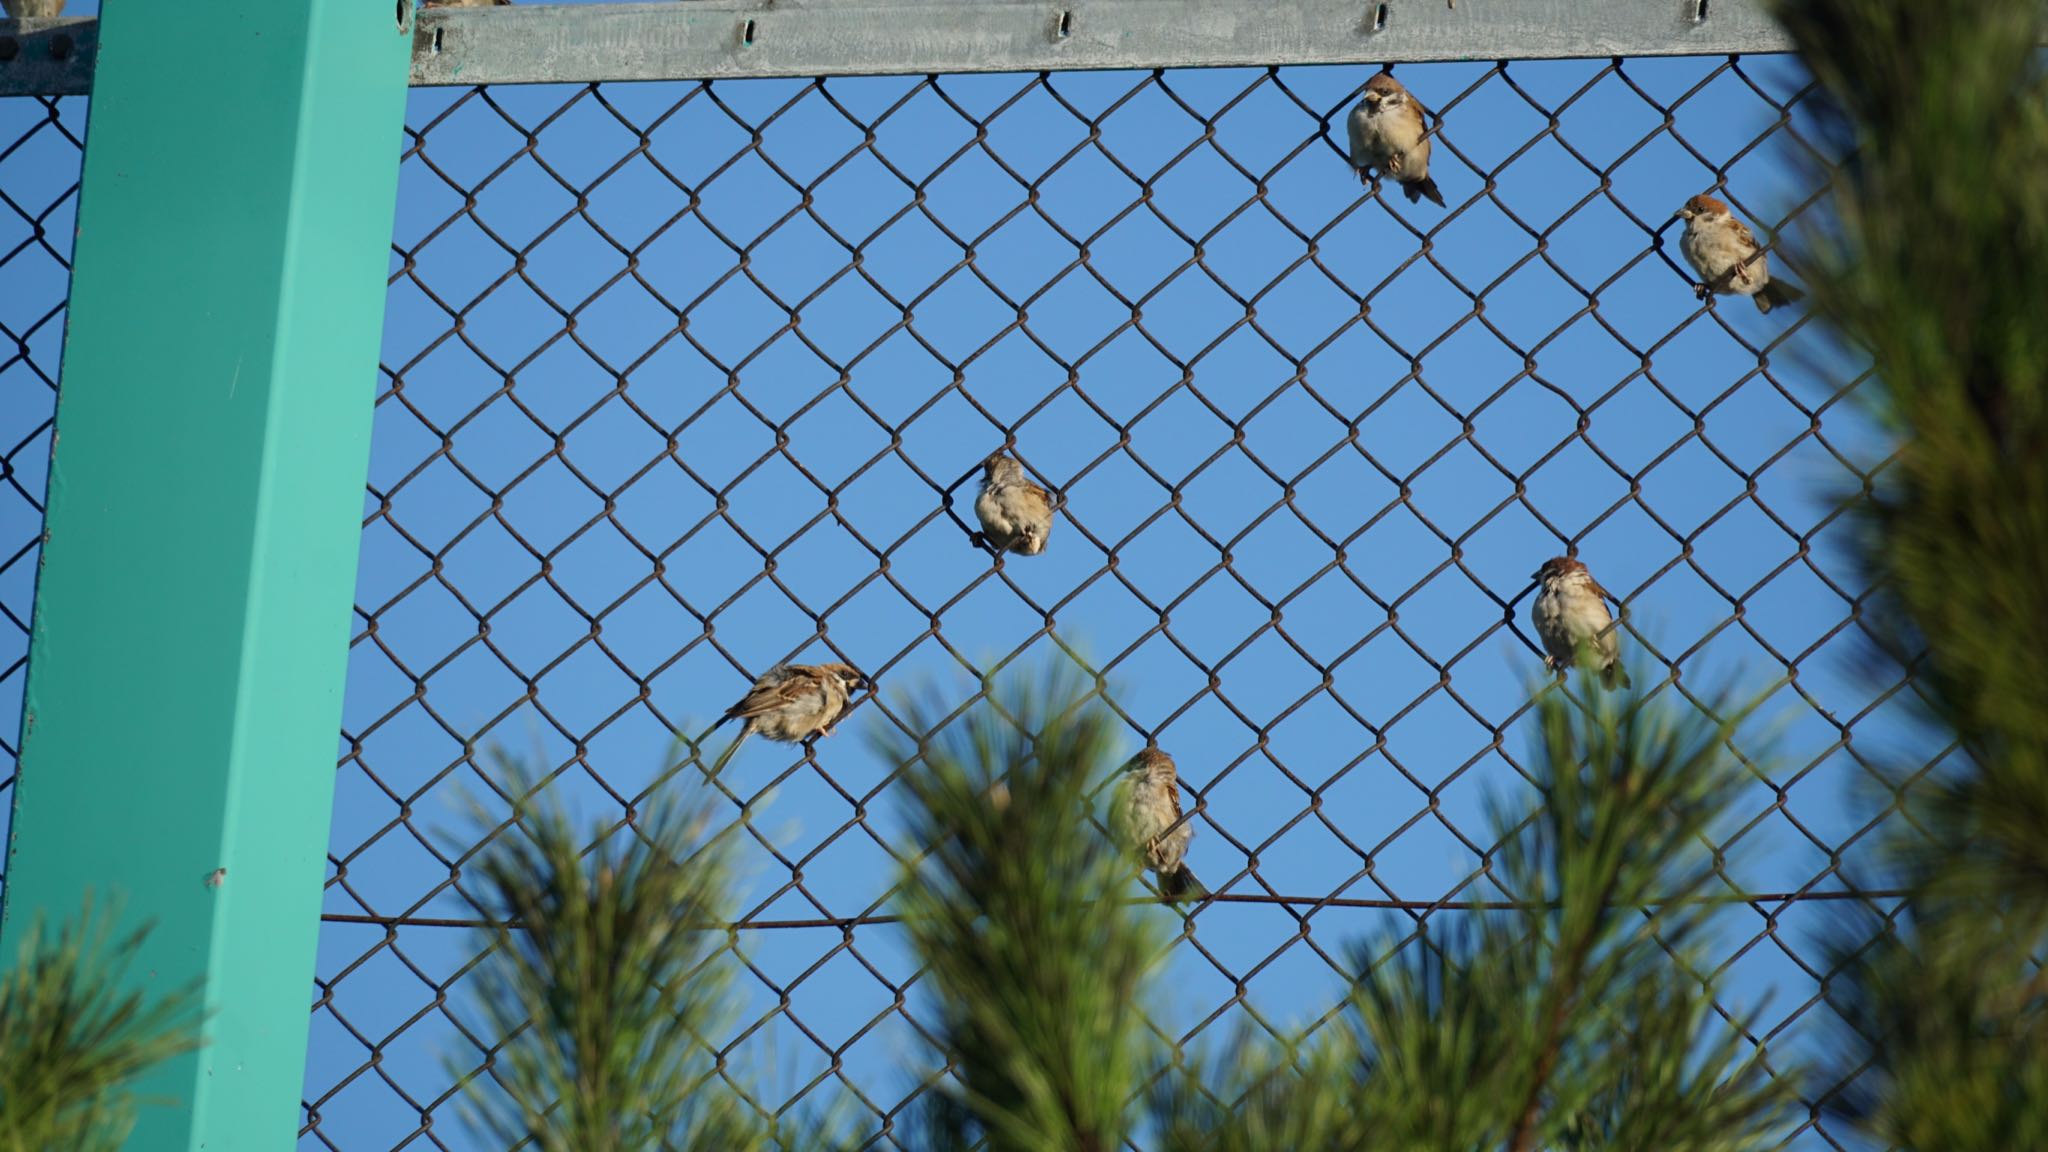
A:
1023,481,1052,518
1585,575,1620,607
1731,219,1764,283
726,669,813,721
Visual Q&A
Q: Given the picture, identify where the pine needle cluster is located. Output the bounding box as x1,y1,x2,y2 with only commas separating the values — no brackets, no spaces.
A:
880,668,1166,1152
1773,0,2048,1145
1147,680,1795,1152
0,897,200,1151
453,757,814,1151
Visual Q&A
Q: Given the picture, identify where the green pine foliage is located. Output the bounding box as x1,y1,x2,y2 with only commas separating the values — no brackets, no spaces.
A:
1150,680,1795,1152
1359,680,1794,1147
1771,0,2048,1146
455,756,819,1152
0,896,201,1152
1148,1032,1360,1152
881,668,1168,1152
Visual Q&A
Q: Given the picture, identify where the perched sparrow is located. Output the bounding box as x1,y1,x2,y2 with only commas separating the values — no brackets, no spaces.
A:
2,0,65,18
973,452,1054,557
1530,557,1630,690
708,662,865,774
1676,194,1804,314
1347,73,1445,208
1109,748,1206,902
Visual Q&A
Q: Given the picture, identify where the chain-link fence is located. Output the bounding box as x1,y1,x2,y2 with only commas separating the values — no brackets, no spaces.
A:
0,89,84,910
5,40,1918,1152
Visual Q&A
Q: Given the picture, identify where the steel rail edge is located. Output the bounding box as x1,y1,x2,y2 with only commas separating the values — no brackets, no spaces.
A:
3,1,1793,98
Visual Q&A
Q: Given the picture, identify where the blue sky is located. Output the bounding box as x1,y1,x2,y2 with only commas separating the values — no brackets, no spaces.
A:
0,15,1926,1150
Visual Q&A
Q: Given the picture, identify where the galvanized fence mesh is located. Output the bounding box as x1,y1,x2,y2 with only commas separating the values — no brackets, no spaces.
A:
0,91,84,906
4,47,1922,1152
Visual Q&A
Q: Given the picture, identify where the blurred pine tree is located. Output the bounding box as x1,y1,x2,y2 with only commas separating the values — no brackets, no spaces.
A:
453,755,842,1151
880,665,1794,1152
1774,0,2048,1146
0,897,201,1151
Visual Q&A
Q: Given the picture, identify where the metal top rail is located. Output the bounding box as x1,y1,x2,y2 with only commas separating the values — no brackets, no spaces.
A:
3,0,1791,98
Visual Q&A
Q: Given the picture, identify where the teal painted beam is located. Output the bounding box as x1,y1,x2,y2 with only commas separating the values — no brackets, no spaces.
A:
0,1,410,1147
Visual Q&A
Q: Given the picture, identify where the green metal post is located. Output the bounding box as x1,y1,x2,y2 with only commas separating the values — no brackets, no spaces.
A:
0,2,410,1147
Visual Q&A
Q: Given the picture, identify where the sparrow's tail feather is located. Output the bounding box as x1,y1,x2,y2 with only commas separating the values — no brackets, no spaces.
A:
1756,279,1805,313
707,726,751,778
1406,175,1446,208
1160,864,1207,903
1600,660,1631,691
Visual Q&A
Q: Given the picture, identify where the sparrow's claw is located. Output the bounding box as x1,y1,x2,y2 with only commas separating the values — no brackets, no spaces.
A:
1693,282,1711,301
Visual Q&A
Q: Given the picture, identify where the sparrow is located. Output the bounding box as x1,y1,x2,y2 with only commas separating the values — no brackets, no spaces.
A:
1530,556,1630,690
973,452,1055,556
1109,748,1206,902
1347,72,1446,208
2,0,65,18
1676,194,1804,314
707,662,865,775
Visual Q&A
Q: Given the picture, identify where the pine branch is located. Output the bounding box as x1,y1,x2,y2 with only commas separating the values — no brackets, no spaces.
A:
1147,1027,1364,1152
882,665,1167,1152
0,895,202,1151
1347,677,1794,1152
1775,1,2048,1145
451,751,833,1152
1504,845,1625,1152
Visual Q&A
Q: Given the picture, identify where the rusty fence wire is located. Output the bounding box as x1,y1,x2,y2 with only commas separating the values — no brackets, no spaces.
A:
5,49,1926,1152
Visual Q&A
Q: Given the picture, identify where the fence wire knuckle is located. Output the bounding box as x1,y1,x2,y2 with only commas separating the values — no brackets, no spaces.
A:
2,46,1910,1152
